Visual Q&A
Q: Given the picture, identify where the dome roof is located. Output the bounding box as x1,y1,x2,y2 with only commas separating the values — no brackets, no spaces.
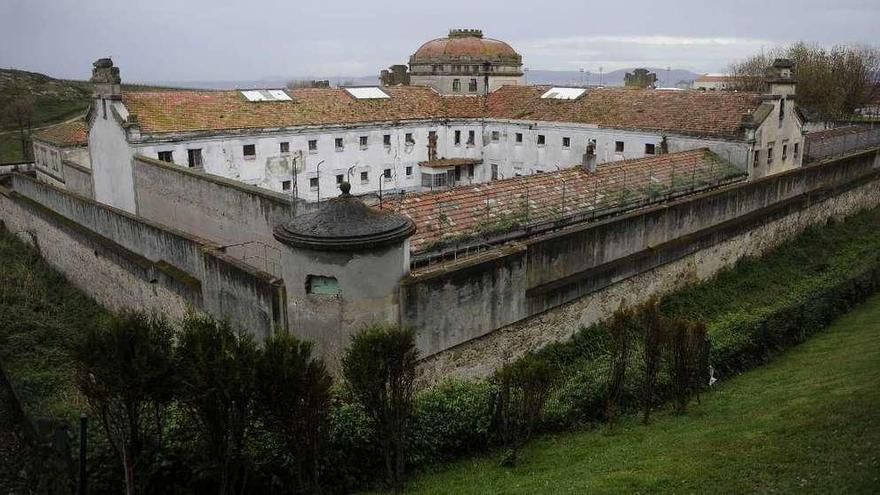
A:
274,183,415,251
411,29,521,64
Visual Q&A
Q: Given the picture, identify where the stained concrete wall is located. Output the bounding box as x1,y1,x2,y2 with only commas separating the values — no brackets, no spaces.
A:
89,99,137,213
404,147,880,368
0,173,283,338
62,160,94,199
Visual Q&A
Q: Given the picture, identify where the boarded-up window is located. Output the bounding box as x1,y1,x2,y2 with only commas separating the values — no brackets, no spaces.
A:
306,275,339,295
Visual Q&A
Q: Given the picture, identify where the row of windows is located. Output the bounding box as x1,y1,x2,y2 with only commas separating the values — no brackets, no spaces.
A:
755,141,799,166
157,133,657,167
302,166,415,191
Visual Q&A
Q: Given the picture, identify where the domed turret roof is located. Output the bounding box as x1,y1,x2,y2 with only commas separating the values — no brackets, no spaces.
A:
411,29,521,64
274,183,415,251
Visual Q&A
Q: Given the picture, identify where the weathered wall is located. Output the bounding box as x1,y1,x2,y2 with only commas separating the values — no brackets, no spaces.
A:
89,99,137,213
61,160,94,199
0,173,284,338
408,148,880,378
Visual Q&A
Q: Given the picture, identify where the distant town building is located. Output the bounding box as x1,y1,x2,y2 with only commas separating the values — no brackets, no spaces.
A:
624,68,657,89
379,65,410,86
692,73,739,91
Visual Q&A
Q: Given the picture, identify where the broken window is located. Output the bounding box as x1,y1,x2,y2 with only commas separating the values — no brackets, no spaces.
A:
469,79,478,92
452,79,461,92
491,163,499,181
492,131,500,142
454,130,462,146
467,164,474,178
158,151,173,163
405,133,415,145
360,171,369,183
309,177,318,190
767,143,774,164
306,275,339,295
383,168,392,180
562,137,571,148
537,135,546,146
615,141,624,153
280,141,290,153
467,130,475,145
243,144,256,159
282,180,291,191
335,138,344,151
515,132,523,144
308,139,318,153
187,148,202,167
359,136,368,149
645,143,656,155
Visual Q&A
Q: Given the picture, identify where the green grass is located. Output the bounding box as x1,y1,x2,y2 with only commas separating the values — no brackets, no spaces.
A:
0,229,109,420
0,133,27,163
401,293,880,494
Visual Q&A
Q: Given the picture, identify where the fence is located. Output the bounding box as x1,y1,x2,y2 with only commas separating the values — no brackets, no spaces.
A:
804,126,880,163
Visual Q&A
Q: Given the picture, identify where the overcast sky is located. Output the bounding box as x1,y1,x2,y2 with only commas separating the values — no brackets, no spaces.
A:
1,0,877,83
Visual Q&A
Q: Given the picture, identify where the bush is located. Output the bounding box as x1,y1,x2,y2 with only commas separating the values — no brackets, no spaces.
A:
342,325,418,489
495,354,556,466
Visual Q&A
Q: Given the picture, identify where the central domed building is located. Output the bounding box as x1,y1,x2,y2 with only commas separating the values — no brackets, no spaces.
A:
401,29,524,95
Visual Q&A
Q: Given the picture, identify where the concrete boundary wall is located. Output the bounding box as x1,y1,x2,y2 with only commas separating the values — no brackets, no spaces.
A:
61,159,94,199
408,148,880,376
0,173,285,337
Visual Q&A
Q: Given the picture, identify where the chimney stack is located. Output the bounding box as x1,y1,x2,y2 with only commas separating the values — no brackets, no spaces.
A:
90,58,122,100
582,142,597,172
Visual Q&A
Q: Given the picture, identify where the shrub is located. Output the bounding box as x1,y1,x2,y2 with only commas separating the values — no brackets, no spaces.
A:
666,318,708,414
495,354,556,466
342,325,418,489
640,297,664,424
175,314,259,495
73,311,176,495
604,303,635,427
255,332,332,492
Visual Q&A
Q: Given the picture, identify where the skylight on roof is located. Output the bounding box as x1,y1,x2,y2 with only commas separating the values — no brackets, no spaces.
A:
344,87,390,99
540,87,586,100
241,89,292,102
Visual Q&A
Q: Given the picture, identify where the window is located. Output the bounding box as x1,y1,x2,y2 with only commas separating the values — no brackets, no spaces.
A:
452,79,461,92
308,139,318,153
469,78,478,92
645,143,656,155
280,141,290,153
383,168,392,181
282,180,291,191
491,131,500,142
406,166,413,176
515,132,523,144
243,144,256,159
467,130,475,146
615,141,624,153
187,148,202,167
767,143,774,164
779,98,786,123
309,177,318,190
359,136,368,149
336,174,344,184
360,171,369,183
158,151,173,163
794,142,800,158
537,134,546,146
491,163,499,181
454,130,462,146
383,134,391,147
782,144,788,161
754,150,760,166
454,166,462,181
335,138,344,151
306,275,339,295
467,164,474,178
562,137,571,148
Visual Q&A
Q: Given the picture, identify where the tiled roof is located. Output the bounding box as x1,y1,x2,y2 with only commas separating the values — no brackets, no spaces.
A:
484,85,763,139
381,149,746,253
123,86,484,134
122,85,763,139
32,119,88,147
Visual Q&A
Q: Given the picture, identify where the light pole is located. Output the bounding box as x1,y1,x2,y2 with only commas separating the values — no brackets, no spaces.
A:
315,160,325,203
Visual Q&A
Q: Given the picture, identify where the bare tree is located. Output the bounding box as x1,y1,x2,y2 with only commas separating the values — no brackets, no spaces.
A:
5,98,35,162
729,42,880,119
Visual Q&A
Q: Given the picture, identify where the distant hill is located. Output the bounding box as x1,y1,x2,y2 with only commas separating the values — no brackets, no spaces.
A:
526,68,701,87
0,69,92,130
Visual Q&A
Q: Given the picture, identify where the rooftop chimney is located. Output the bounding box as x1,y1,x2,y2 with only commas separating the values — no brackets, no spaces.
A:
90,58,122,100
582,142,597,172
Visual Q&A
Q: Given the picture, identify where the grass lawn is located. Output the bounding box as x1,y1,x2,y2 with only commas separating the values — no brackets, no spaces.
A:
401,293,880,494
0,133,27,164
